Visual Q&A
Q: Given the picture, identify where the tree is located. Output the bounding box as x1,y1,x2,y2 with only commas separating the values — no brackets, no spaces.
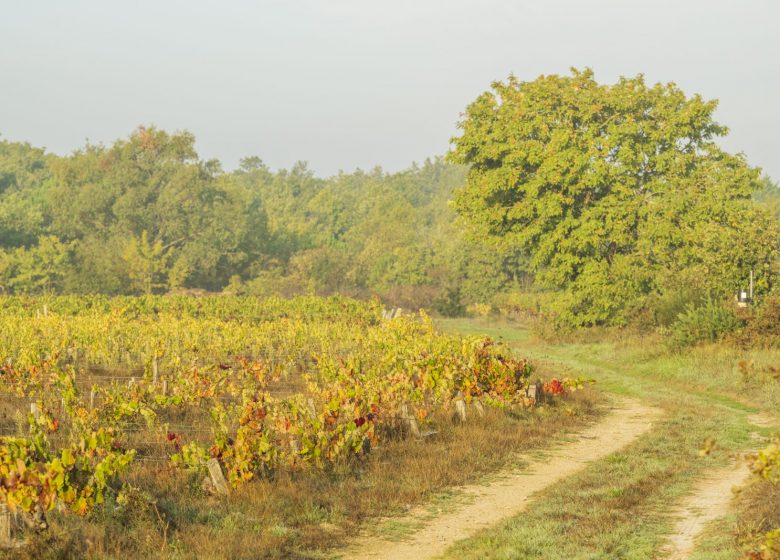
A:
449,69,777,326
0,140,52,248
0,236,70,294
47,127,273,292
122,231,172,294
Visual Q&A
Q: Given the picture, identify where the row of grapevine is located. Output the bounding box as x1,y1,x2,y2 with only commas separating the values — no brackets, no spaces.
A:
0,296,580,532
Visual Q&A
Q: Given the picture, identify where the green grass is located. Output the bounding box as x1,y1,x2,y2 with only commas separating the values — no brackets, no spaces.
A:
436,317,531,343
688,515,742,560
435,317,780,560
438,402,752,559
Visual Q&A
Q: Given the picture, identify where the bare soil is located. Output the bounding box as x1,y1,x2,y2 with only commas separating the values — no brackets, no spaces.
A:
660,411,779,560
336,397,662,560
660,460,753,560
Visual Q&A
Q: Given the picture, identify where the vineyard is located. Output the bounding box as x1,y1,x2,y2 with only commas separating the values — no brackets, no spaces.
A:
0,295,587,556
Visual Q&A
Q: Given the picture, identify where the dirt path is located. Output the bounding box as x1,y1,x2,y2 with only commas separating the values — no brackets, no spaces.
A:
660,411,778,560
336,398,662,560
660,460,752,560
748,411,780,429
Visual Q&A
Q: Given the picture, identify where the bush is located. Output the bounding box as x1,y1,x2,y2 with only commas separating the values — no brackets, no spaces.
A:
733,296,780,347
491,290,554,321
640,288,707,328
668,297,743,348
466,303,494,318
433,286,465,317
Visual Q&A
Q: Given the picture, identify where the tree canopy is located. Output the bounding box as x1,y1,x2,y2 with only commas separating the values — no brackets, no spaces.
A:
449,68,777,326
0,128,518,310
0,71,777,327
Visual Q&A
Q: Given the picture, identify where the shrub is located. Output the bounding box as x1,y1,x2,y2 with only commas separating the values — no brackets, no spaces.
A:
433,286,466,317
466,303,494,318
640,288,707,328
733,296,780,348
668,297,743,348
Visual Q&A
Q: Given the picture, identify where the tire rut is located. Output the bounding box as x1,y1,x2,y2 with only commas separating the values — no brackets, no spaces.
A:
659,460,752,560
336,397,662,560
659,411,779,559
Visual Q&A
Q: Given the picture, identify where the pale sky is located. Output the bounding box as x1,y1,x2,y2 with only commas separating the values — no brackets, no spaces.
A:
1,0,778,179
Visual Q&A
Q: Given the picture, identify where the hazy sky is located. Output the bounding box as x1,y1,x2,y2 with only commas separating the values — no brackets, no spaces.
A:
1,0,778,179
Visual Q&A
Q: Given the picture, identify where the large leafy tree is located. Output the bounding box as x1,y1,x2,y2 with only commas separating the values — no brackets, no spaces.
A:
0,140,52,248
449,68,777,326
0,235,70,294
47,127,271,292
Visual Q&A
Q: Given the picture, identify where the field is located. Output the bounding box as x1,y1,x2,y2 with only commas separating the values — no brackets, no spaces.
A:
439,318,780,560
1,297,778,559
0,296,597,559
2,9,778,559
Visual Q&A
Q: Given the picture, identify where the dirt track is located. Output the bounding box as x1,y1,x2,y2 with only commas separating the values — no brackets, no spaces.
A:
660,460,752,560
337,397,662,560
659,411,778,560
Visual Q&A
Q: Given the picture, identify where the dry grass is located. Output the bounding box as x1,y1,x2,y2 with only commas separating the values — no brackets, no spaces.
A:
14,391,601,560
438,318,772,559
733,476,780,557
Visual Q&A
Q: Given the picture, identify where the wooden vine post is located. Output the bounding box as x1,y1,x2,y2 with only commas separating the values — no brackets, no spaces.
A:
306,398,317,419
152,357,159,385
527,381,544,405
455,399,467,423
0,504,11,546
206,458,230,496
399,403,421,438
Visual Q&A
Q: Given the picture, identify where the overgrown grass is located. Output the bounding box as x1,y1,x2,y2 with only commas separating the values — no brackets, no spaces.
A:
439,401,753,559
16,391,600,560
731,476,780,558
438,317,780,411
437,317,780,560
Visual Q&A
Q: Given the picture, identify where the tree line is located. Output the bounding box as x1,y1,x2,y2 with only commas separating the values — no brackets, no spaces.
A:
1,68,778,328
0,128,520,312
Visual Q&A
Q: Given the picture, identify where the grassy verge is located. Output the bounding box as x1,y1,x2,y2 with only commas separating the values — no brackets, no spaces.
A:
439,399,752,559
729,476,780,559
438,317,780,411
436,317,780,560
20,391,600,560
